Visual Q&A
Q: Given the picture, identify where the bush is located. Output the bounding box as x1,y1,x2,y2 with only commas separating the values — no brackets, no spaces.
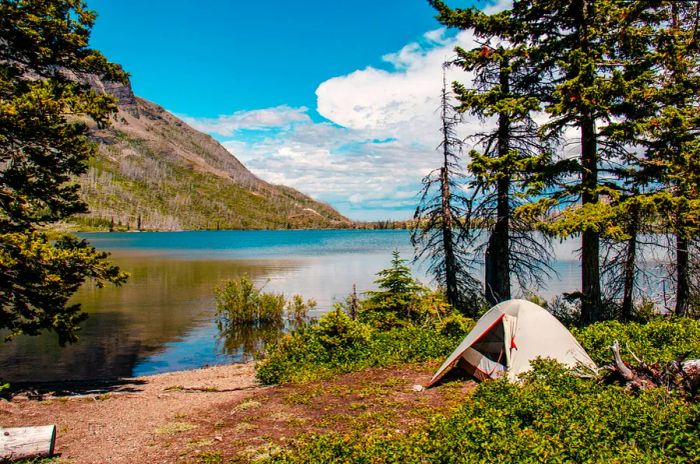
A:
315,308,370,351
215,275,315,327
255,312,469,385
572,317,700,365
255,254,476,385
269,360,699,463
288,295,317,322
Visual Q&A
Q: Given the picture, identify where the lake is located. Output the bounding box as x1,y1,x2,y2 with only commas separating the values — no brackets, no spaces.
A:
0,230,581,383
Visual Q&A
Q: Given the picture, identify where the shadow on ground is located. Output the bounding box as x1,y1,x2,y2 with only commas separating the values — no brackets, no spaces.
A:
8,378,147,400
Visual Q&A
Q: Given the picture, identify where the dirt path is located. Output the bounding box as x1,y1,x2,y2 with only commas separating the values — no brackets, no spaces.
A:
1,363,474,463
1,363,261,464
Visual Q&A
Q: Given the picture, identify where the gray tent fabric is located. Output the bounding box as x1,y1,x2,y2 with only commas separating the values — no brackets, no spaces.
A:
428,299,596,385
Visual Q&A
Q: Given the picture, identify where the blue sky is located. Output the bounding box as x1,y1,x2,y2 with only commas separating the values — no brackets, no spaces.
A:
89,0,502,220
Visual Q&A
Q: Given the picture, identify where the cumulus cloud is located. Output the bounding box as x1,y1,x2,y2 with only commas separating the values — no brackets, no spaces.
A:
180,23,502,220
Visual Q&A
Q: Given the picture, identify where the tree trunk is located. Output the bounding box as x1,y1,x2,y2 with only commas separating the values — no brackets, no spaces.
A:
621,202,639,320
675,233,689,317
485,60,512,305
577,0,602,323
441,166,459,308
580,118,601,323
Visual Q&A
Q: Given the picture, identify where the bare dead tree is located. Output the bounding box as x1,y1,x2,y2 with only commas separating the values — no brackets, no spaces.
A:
411,69,482,316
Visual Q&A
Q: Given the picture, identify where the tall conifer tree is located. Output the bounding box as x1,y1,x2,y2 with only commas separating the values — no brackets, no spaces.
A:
429,2,554,305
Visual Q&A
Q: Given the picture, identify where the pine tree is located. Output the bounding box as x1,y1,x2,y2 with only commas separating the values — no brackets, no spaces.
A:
639,0,700,316
429,1,554,305
411,71,482,315
0,0,128,344
509,0,630,323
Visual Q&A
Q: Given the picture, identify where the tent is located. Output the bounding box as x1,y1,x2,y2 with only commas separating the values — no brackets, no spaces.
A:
428,299,596,386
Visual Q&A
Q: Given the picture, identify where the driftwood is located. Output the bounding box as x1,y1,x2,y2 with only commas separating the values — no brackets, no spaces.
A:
0,425,56,461
608,340,699,397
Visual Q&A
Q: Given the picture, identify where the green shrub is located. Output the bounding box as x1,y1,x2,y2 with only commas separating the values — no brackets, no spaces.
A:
255,313,468,385
268,360,699,463
572,317,700,365
288,295,317,322
315,308,370,351
215,275,314,327
435,312,475,338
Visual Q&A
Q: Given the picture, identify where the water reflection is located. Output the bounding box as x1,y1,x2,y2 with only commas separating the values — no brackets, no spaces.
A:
0,254,302,382
217,320,308,360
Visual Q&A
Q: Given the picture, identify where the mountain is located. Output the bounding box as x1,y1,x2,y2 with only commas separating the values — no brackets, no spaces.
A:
71,76,351,231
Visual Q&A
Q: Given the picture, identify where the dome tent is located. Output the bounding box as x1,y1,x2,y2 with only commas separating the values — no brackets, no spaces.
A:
427,299,596,386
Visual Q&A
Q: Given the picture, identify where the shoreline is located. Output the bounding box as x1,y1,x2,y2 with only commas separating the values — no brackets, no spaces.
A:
6,362,259,400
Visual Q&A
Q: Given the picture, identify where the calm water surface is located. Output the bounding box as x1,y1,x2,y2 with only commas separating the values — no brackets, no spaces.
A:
0,230,580,382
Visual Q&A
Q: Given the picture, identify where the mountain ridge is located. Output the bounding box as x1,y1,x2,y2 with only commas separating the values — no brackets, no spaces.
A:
70,76,351,231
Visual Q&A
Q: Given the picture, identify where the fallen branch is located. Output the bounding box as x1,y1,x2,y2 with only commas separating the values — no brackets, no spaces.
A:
607,340,699,397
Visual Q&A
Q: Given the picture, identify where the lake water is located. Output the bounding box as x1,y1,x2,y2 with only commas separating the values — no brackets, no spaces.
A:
0,230,581,383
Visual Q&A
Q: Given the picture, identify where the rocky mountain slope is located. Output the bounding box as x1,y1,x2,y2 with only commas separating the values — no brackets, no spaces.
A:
72,77,350,230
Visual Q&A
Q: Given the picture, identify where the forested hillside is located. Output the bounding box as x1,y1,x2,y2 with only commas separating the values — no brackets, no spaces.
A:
71,77,350,231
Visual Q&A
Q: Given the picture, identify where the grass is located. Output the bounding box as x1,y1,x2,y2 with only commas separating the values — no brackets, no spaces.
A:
154,421,197,435
232,399,262,413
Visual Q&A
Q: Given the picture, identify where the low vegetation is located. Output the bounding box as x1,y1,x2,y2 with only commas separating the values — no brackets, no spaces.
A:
573,318,700,365
215,274,316,327
267,360,699,463
256,253,475,384
247,256,700,463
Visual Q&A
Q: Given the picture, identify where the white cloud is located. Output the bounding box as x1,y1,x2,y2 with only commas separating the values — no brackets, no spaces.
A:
180,23,503,220
179,105,311,136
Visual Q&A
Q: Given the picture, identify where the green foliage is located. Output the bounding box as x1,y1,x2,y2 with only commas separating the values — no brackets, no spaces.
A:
0,381,9,399
215,274,282,325
255,314,468,385
360,251,437,328
365,251,425,312
0,232,127,344
0,0,128,343
315,308,370,352
215,274,314,327
572,317,700,365
435,312,475,339
288,294,317,323
269,360,699,463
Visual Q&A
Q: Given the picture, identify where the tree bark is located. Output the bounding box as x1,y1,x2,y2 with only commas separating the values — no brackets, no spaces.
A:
441,166,459,308
675,233,689,317
485,59,512,305
577,0,602,323
621,202,639,320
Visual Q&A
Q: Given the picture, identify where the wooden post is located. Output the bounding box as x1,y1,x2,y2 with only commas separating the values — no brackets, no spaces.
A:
0,425,56,461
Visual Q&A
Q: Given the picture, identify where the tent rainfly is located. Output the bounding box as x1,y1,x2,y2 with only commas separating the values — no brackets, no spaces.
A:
428,299,597,386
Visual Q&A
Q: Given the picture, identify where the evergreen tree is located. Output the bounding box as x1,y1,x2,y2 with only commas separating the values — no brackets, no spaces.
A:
598,0,700,317
428,1,554,305
639,1,700,316
0,0,128,344
411,71,482,315
363,250,428,325
509,0,630,323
